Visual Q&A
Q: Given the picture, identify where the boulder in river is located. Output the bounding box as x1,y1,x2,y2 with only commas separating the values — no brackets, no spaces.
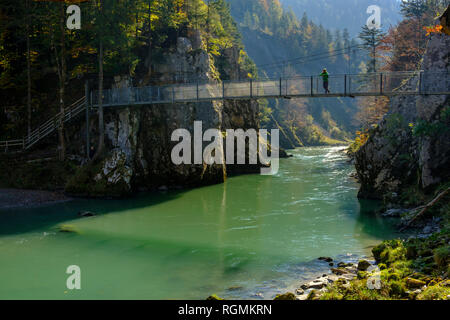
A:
318,257,333,263
357,259,371,271
78,211,96,218
337,262,353,268
331,268,349,275
58,224,79,234
305,277,329,290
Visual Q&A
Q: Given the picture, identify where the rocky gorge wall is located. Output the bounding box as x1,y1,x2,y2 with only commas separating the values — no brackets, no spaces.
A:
66,33,261,197
355,34,450,204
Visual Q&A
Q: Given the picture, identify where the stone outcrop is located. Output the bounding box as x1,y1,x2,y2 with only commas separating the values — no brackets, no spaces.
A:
67,34,262,196
355,34,450,201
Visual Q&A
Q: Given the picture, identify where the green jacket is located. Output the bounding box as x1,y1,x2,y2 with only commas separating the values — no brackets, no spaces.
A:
320,71,329,81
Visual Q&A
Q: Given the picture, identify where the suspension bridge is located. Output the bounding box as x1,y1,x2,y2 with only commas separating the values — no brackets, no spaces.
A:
92,71,449,107
1,71,449,153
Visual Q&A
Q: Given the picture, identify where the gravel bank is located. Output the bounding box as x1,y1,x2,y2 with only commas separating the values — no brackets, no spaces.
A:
0,189,71,209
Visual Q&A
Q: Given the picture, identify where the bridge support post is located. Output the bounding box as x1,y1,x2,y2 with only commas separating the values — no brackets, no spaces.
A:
149,87,152,104
250,79,253,99
85,81,90,160
419,71,423,94
344,75,347,96
380,73,383,95
310,76,313,96
279,77,282,97
349,75,352,95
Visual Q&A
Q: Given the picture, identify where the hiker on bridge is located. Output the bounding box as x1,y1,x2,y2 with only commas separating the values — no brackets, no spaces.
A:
320,68,330,94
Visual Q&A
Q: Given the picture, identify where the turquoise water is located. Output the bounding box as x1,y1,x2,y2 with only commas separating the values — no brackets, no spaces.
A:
0,146,400,299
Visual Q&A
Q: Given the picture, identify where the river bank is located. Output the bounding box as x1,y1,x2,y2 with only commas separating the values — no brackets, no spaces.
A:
0,188,72,210
270,188,450,300
0,146,402,299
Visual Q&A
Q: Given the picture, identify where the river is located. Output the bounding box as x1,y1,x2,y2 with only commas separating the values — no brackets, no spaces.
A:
0,146,400,299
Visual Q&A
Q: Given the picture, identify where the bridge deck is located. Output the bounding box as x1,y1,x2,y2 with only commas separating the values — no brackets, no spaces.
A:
92,71,449,107
2,71,449,153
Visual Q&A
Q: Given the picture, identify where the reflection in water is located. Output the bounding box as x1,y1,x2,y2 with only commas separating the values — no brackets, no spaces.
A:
0,147,399,299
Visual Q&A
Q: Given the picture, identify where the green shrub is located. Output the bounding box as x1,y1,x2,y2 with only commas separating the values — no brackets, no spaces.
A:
417,284,450,300
434,246,450,268
389,280,406,297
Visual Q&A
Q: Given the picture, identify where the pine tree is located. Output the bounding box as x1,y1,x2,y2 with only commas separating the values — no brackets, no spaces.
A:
400,0,427,18
300,12,308,31
359,25,385,72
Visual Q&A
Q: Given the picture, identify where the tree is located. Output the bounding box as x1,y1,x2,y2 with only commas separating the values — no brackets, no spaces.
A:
401,0,428,18
358,24,386,133
359,25,385,73
49,2,68,161
187,0,207,30
300,12,309,31
26,0,32,136
147,0,153,78
355,96,389,129
343,28,351,72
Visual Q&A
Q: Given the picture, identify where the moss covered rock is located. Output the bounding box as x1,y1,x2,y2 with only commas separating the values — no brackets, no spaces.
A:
274,292,296,300
433,245,450,267
372,240,406,265
206,294,224,300
357,259,371,271
405,278,426,289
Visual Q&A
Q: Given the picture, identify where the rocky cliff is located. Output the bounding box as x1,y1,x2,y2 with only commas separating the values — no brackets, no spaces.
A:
66,33,261,197
355,34,450,204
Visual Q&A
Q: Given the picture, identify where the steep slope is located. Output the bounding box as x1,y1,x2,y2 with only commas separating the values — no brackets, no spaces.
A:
355,33,450,203
61,3,262,197
227,0,364,147
280,0,401,37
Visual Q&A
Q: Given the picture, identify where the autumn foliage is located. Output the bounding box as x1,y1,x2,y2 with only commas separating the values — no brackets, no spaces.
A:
424,24,444,36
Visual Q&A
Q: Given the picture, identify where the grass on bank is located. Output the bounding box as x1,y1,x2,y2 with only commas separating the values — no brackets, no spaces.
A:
0,157,77,190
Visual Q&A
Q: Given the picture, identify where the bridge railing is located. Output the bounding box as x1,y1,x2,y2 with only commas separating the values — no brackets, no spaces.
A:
92,71,449,107
0,139,24,152
1,96,86,153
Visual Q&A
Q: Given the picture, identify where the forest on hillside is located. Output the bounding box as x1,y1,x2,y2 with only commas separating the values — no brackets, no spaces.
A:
227,0,367,146
226,0,449,148
279,0,402,36
1,0,448,153
0,0,256,156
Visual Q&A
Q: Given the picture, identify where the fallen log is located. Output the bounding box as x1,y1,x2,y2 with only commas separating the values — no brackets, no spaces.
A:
400,187,449,230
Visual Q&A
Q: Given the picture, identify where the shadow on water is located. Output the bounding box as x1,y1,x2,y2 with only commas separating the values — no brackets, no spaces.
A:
0,147,408,299
0,190,184,236
353,198,404,240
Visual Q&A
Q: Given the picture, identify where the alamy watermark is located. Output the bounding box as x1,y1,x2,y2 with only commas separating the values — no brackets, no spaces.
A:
66,265,81,290
171,121,280,175
366,265,382,290
367,5,381,30
66,5,81,30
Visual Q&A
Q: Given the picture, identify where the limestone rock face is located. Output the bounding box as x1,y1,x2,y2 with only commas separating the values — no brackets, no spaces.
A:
81,34,261,195
355,34,450,201
93,149,133,194
153,35,213,83
94,149,132,186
